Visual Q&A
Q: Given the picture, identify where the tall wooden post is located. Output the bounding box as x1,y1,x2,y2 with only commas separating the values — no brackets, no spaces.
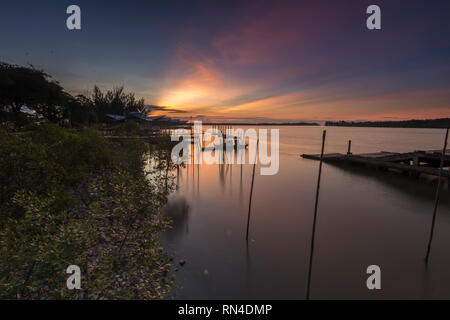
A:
347,140,352,155
246,139,259,242
306,130,326,300
424,127,449,263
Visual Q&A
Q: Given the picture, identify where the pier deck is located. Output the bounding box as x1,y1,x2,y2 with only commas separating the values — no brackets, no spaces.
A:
301,150,450,178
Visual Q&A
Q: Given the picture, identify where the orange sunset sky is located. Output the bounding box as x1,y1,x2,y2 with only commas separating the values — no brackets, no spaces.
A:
2,1,449,122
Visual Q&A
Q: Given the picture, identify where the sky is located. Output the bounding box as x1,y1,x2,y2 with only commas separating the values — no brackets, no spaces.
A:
0,0,449,122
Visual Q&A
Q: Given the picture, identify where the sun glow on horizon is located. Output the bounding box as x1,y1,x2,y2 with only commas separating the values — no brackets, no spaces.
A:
158,89,208,108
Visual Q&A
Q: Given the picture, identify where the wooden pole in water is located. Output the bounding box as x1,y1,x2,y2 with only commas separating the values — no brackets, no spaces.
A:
246,139,259,242
306,130,326,300
347,140,352,155
424,127,449,263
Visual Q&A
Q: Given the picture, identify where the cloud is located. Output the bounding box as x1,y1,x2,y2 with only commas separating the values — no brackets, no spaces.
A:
149,1,450,121
146,105,189,114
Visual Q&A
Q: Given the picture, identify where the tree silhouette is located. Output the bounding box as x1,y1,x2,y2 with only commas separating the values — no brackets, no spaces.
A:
65,94,98,126
0,62,147,124
91,86,145,121
0,62,70,122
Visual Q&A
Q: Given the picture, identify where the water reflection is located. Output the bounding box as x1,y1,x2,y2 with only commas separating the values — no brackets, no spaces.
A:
162,126,450,299
331,162,449,202
163,195,190,240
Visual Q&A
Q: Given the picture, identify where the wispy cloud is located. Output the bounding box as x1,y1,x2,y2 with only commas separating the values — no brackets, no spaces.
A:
146,105,189,114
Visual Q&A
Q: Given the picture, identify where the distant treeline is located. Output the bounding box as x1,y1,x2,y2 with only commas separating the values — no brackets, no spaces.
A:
325,118,450,129
203,122,320,126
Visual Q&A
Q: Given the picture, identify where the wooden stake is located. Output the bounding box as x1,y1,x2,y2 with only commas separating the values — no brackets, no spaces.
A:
176,165,179,191
424,127,449,263
306,130,326,300
347,140,352,155
246,139,259,242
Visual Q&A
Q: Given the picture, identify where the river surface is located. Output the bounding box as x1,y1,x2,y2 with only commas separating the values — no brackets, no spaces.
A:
161,126,450,299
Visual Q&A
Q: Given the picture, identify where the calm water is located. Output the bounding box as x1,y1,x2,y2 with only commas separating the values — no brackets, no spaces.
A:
161,126,450,299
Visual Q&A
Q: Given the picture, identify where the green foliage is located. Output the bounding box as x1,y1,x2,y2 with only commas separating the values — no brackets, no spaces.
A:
0,124,111,211
84,168,173,299
0,189,92,299
116,120,141,136
0,124,174,299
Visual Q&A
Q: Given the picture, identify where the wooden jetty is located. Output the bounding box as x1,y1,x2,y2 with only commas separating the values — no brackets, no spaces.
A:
301,149,450,178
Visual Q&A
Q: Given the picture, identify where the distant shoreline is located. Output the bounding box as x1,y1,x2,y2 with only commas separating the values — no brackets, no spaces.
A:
325,118,449,129
195,118,450,128
202,122,320,126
